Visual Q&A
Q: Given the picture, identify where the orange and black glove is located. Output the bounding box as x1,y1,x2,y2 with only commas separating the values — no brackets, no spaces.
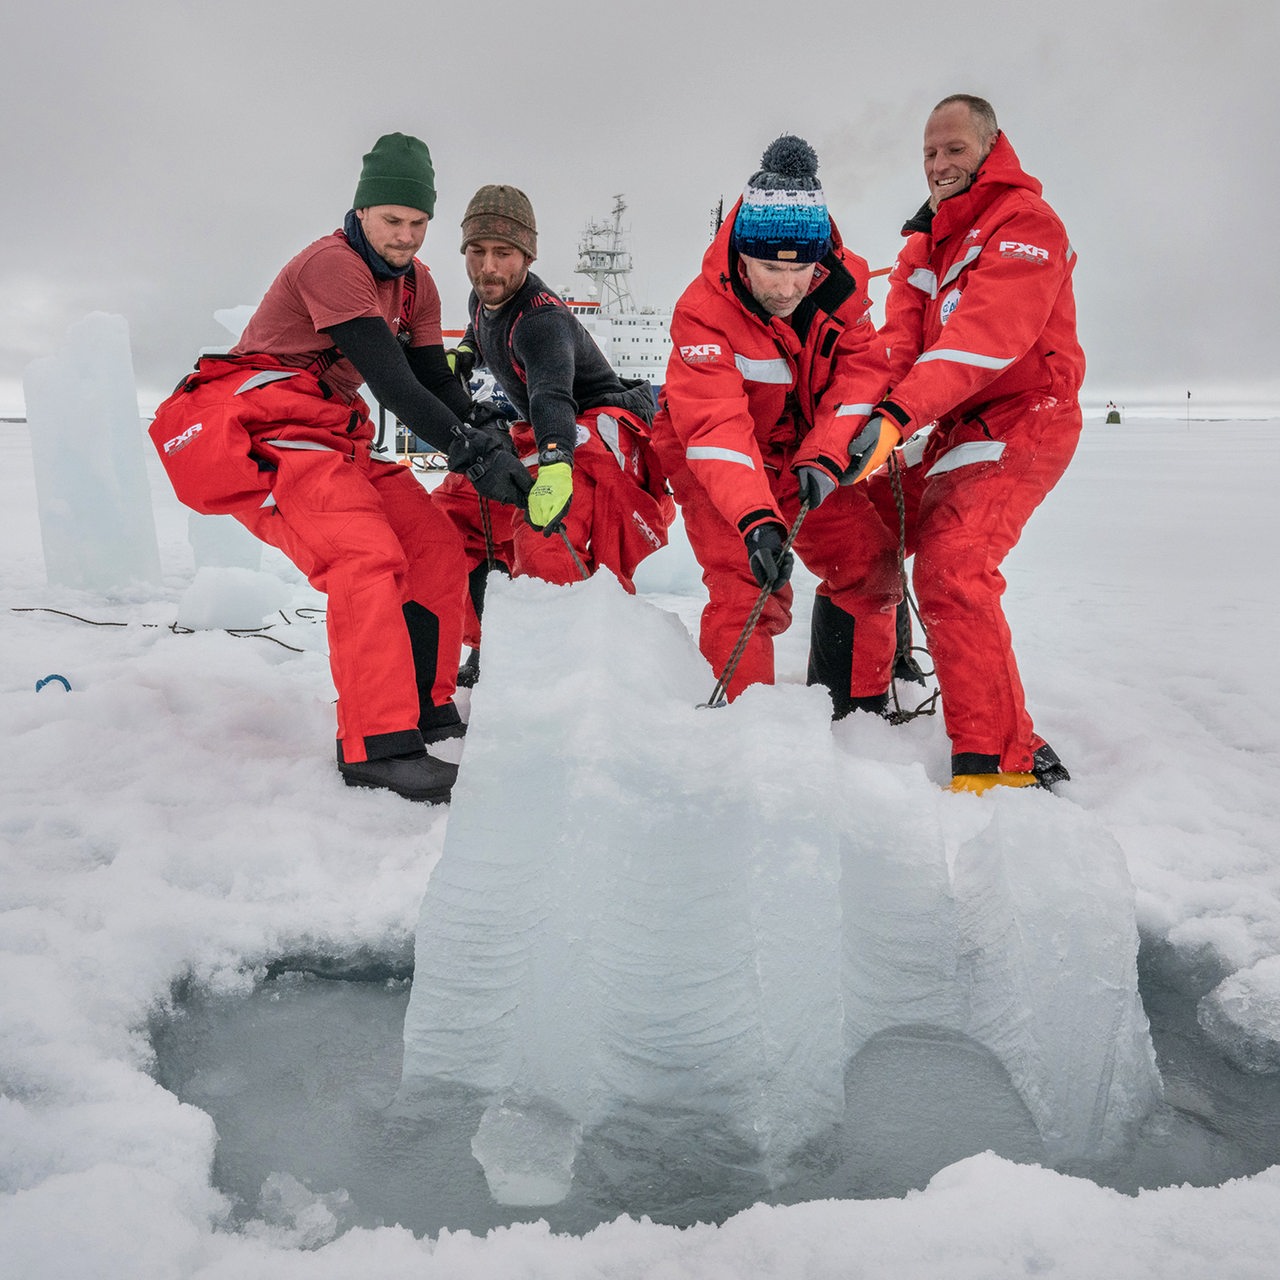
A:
841,417,901,484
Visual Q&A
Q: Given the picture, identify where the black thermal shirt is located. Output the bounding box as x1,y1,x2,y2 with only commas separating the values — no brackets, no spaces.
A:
463,271,627,457
324,316,470,453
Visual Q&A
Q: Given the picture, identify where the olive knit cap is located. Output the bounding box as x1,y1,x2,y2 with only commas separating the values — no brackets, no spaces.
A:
460,184,537,258
353,133,436,216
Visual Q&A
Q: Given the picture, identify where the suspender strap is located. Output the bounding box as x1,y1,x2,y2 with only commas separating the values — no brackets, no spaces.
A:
473,288,568,386
308,263,420,377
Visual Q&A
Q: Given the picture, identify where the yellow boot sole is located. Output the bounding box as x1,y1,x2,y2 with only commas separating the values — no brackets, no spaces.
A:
948,772,1039,795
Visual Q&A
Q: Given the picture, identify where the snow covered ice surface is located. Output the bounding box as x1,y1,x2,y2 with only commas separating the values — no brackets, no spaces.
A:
5,394,1280,1276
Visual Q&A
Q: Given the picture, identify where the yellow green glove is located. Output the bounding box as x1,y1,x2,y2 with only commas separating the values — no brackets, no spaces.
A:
528,459,573,534
445,342,477,384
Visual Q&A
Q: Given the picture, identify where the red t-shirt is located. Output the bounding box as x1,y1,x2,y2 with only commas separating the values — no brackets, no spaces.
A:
231,231,445,402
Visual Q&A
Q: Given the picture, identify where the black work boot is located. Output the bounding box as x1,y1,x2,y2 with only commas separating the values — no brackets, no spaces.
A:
420,700,466,745
1032,744,1072,789
808,594,891,721
338,750,457,804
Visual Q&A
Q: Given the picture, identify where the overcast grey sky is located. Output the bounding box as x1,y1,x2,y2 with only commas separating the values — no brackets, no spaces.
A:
3,0,1275,416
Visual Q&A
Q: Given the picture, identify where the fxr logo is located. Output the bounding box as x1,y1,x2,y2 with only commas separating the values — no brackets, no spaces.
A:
999,240,1050,263
680,343,721,363
163,422,203,454
631,510,662,550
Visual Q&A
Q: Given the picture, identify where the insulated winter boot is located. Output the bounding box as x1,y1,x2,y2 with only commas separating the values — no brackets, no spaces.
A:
420,700,466,744
834,692,890,720
807,595,890,720
893,651,927,685
1032,743,1071,789
338,750,457,803
948,771,1039,794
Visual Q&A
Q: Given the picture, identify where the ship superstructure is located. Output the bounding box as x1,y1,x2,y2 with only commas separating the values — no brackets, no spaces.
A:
565,195,673,387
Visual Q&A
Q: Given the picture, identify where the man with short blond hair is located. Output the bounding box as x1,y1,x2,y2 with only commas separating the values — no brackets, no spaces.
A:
869,95,1085,791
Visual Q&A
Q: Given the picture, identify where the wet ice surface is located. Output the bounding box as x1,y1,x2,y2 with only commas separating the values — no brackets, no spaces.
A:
149,938,1280,1241
149,574,1173,1241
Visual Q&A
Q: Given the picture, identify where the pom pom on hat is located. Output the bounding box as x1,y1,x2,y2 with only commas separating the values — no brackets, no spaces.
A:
353,133,436,216
732,133,831,263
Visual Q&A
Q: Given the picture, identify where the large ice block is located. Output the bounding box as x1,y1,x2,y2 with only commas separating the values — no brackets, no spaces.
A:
22,312,161,591
399,573,1161,1206
400,574,846,1202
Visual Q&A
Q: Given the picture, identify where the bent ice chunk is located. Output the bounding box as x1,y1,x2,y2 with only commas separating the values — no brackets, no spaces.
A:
1199,956,1280,1074
399,574,846,1202
400,572,1161,1207
840,762,1162,1173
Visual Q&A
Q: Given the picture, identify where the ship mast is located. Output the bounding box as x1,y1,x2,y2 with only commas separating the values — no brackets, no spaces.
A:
574,194,636,315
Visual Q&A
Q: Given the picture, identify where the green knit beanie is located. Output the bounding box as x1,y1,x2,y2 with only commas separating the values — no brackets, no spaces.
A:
353,133,436,216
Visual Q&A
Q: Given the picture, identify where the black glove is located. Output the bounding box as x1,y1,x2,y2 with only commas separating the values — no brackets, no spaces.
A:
467,399,511,431
446,342,477,385
469,450,533,508
744,522,794,592
447,422,532,508
446,420,503,475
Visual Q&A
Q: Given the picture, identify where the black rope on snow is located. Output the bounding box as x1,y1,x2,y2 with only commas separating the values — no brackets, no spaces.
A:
12,605,326,656
11,607,129,627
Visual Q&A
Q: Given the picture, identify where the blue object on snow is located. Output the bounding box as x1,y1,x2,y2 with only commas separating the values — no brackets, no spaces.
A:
36,673,72,692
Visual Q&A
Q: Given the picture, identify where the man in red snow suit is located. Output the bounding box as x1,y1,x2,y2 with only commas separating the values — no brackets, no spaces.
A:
651,135,899,712
433,183,673,684
148,134,530,802
866,95,1085,792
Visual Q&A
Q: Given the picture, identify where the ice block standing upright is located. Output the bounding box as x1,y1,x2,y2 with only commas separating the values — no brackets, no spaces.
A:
398,574,847,1206
23,313,161,591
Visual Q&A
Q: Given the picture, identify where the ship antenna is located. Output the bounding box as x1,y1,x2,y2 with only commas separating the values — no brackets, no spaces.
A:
574,194,637,315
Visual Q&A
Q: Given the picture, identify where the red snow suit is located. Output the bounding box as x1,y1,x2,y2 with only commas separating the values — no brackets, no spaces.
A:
652,206,899,702
870,132,1085,774
149,242,468,766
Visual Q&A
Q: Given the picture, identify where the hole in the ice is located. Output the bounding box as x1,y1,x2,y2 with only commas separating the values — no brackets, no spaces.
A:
148,936,1280,1243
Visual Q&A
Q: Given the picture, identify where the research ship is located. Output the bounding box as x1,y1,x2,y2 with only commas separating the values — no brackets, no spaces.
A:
563,195,672,387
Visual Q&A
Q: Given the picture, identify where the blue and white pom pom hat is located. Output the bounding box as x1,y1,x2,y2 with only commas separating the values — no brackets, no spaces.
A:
732,134,831,263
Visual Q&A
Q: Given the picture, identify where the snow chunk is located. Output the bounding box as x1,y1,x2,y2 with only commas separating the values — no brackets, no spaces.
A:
1199,956,1280,1073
